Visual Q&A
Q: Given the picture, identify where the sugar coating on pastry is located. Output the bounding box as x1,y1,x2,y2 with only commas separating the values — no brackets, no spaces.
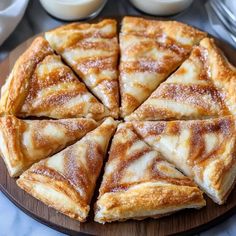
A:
132,116,236,204
0,37,109,120
126,38,236,121
45,19,119,117
94,123,205,223
1,17,236,224
17,117,118,221
119,16,207,117
0,115,98,177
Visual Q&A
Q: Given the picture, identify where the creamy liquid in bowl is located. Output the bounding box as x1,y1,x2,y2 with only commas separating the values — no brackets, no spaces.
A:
130,0,193,16
40,0,107,21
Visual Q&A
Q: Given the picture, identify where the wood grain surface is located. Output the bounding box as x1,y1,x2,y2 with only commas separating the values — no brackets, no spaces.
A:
1,32,236,236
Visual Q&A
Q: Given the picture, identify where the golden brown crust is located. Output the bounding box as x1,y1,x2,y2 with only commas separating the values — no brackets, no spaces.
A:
0,37,54,115
121,17,207,44
17,117,118,222
19,54,109,119
0,115,98,177
99,123,196,194
17,169,89,221
45,19,119,117
119,17,207,117
0,115,26,176
0,37,109,120
199,38,236,115
95,183,205,223
3,18,236,222
126,39,231,121
94,123,205,223
46,19,117,51
131,116,236,204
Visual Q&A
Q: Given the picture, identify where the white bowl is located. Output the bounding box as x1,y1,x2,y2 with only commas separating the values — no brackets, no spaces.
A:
40,0,107,21
130,0,193,16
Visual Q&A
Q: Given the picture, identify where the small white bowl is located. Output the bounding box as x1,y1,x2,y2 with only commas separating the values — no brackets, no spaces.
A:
130,0,193,16
40,0,107,21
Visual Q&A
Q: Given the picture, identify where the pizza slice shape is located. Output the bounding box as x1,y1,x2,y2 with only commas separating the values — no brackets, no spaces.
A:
17,117,118,222
45,19,119,117
119,16,207,117
94,123,205,223
0,37,109,120
0,115,98,177
126,38,236,121
132,116,236,204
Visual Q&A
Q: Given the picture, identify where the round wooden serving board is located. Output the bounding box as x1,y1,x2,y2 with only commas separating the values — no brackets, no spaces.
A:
1,31,236,236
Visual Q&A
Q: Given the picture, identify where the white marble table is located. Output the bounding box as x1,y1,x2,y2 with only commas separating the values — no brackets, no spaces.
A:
1,0,236,235
0,192,64,236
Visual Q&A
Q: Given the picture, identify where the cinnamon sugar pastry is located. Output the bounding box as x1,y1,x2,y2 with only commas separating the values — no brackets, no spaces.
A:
17,117,118,221
1,17,236,223
132,116,236,204
94,123,205,223
0,37,109,120
126,38,236,121
119,16,207,117
45,19,119,117
0,115,97,177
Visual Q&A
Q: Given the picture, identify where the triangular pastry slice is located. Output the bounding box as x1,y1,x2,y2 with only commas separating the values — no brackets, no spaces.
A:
17,117,118,221
132,116,236,204
94,123,205,223
0,115,98,177
0,37,109,120
119,16,207,117
126,38,236,121
45,19,119,117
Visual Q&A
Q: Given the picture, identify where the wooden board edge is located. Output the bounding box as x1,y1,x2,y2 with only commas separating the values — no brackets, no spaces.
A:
1,16,236,236
1,183,236,236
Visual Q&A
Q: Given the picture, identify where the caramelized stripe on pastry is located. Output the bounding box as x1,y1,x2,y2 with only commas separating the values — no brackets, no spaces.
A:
0,37,109,120
75,57,115,72
94,123,205,223
17,117,118,222
0,37,54,115
126,42,231,121
126,84,228,121
45,20,119,117
132,116,236,204
119,17,207,117
21,54,108,119
121,17,207,45
0,115,98,177
199,38,236,115
45,20,117,52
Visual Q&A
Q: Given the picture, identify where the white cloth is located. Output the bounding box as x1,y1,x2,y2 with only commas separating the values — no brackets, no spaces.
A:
0,0,29,46
205,0,236,48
